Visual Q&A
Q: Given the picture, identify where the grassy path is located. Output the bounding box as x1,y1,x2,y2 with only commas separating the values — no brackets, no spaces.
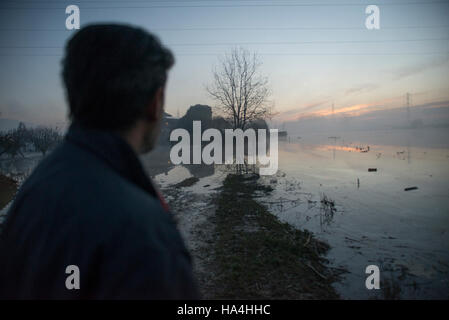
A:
206,173,340,299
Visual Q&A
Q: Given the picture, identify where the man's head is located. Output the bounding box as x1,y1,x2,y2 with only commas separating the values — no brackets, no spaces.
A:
62,24,174,153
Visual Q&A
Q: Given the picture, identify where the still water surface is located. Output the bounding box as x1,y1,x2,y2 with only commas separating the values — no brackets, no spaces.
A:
262,129,449,299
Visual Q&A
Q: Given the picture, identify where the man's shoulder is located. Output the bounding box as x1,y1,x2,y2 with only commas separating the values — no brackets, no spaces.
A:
18,139,107,193
14,139,172,234
21,139,134,197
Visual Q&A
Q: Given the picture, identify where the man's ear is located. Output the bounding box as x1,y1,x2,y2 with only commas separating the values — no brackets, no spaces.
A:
145,87,164,122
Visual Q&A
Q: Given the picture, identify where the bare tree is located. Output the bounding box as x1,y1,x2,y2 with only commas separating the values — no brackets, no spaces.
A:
0,132,21,158
0,123,28,158
206,47,273,130
29,127,61,156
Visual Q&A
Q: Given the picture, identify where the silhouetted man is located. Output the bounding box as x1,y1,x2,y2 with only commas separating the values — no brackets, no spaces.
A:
0,24,200,299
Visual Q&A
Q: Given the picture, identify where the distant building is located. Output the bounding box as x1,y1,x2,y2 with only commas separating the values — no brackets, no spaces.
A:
211,116,231,133
157,105,269,145
158,105,213,145
177,104,213,132
247,118,269,131
158,112,178,145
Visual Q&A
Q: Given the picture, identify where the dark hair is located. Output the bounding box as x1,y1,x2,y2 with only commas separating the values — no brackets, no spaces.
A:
62,24,174,131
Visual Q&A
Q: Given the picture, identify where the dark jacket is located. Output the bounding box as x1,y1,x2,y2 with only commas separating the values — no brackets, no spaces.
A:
0,123,199,299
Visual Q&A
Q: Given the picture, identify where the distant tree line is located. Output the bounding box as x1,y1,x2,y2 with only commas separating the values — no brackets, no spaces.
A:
0,123,62,158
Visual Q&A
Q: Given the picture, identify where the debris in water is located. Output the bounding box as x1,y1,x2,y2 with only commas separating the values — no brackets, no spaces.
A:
174,177,199,188
354,145,370,153
360,146,370,153
404,186,418,191
368,168,377,172
320,193,336,228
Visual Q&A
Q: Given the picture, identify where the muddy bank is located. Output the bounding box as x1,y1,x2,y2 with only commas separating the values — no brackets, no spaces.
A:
0,174,17,210
166,173,342,299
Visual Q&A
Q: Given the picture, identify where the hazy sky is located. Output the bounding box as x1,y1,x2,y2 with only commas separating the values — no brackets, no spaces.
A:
0,0,448,127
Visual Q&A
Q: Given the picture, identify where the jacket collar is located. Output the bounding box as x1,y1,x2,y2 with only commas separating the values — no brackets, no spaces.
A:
65,122,159,199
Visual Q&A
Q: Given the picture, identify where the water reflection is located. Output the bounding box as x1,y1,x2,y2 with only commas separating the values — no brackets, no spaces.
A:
266,130,449,299
2,128,448,298
141,145,216,186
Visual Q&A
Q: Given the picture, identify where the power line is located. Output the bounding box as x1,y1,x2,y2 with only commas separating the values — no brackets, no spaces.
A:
406,92,412,121
2,25,449,32
5,0,437,2
148,25,449,31
166,37,449,46
0,51,448,56
1,1,448,9
1,37,448,48
4,0,449,2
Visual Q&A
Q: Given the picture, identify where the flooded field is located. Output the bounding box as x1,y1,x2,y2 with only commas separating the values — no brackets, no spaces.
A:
262,132,449,299
1,128,448,299
145,128,449,299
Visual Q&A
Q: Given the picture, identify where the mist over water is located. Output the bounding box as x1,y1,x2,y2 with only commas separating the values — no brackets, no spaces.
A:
147,126,449,298
1,123,448,299
139,126,449,299
261,127,449,299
